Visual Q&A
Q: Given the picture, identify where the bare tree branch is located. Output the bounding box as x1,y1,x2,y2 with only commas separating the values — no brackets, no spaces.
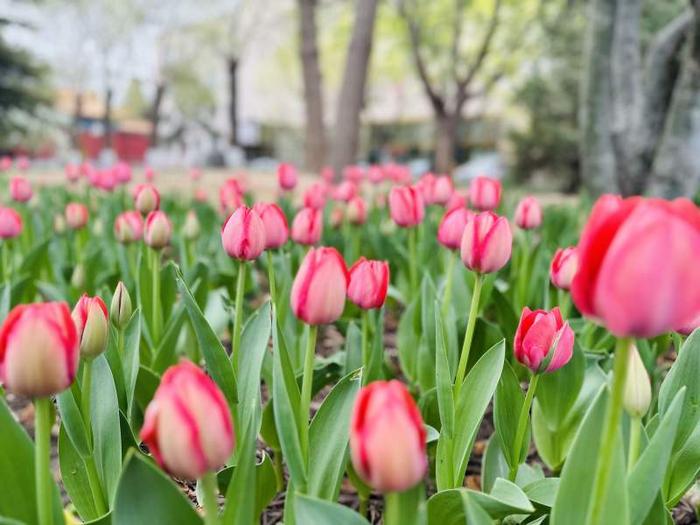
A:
457,0,502,95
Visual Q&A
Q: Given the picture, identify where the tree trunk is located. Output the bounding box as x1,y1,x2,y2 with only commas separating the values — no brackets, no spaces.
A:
651,2,700,197
579,0,617,196
298,0,326,173
330,0,380,179
228,57,239,147
434,112,458,173
149,82,166,148
103,87,113,150
72,91,83,149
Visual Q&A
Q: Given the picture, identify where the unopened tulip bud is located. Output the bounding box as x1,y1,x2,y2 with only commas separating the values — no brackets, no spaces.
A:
330,206,344,230
144,211,172,250
514,307,575,373
71,264,85,288
389,186,425,227
348,258,389,309
114,211,144,243
183,210,200,240
460,211,512,273
111,281,133,329
72,295,109,359
140,361,235,479
347,196,367,225
92,219,104,236
350,380,427,492
53,214,66,235
134,184,160,214
623,344,651,417
253,202,289,249
291,247,348,325
219,179,243,215
0,207,22,239
65,202,89,230
0,302,79,396
437,207,472,250
9,176,32,203
469,176,501,211
514,196,543,230
221,206,266,260
291,207,323,245
433,175,454,205
334,181,357,202
277,163,298,191
550,247,578,291
303,182,328,210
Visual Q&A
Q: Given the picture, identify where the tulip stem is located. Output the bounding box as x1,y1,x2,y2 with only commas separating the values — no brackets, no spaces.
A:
299,324,318,460
361,310,370,384
1,240,9,281
384,491,401,525
232,260,246,375
81,361,93,437
585,337,632,525
34,397,53,525
517,233,531,309
508,373,540,482
358,494,368,518
454,273,483,397
627,416,642,474
150,249,162,344
557,289,570,319
267,251,277,305
441,251,457,319
199,471,220,525
407,227,418,296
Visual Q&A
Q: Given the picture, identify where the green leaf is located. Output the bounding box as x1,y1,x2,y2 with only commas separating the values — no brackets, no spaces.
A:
133,365,160,412
176,274,238,405
627,388,684,524
113,452,202,525
122,310,142,418
308,368,362,500
536,343,585,428
56,385,90,458
295,494,370,525
481,435,509,493
218,453,278,519
470,478,535,518
59,425,98,521
435,305,455,439
524,478,560,508
462,493,494,525
451,339,505,487
397,298,420,383
151,302,187,373
343,322,362,376
494,360,528,469
90,355,123,503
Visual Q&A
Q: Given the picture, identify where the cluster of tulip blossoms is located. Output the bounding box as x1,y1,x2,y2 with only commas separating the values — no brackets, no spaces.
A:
0,154,699,525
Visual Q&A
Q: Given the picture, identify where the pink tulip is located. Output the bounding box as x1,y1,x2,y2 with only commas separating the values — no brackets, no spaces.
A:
253,202,289,249
144,211,172,250
291,247,348,325
114,162,132,184
194,188,208,203
96,170,117,192
572,195,700,338
134,184,160,214
514,196,543,230
416,173,437,204
367,165,384,184
330,206,345,230
344,165,365,184
278,163,298,191
550,247,578,291
0,208,22,239
190,168,202,181
350,380,427,493
72,295,109,358
321,166,334,184
9,176,32,202
65,203,89,230
65,163,80,183
144,166,155,182
0,302,79,396
469,176,502,211
514,307,574,373
140,361,234,480
388,186,425,227
437,207,472,251
16,156,29,172
114,211,144,243
291,207,323,246
433,175,454,205
445,191,468,212
347,196,367,225
219,178,244,215
678,313,700,336
221,206,266,260
303,182,328,210
460,211,512,273
334,181,358,203
348,258,389,309
0,156,11,171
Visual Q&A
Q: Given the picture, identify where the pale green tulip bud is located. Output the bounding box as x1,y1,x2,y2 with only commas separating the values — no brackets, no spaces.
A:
623,344,652,418
110,281,132,330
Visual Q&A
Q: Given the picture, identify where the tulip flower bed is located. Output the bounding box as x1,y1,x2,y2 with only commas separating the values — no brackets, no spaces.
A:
0,161,699,525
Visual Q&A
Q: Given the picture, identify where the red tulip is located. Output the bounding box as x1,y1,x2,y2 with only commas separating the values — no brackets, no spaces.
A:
253,202,289,249
460,211,512,273
291,207,323,246
348,258,389,310
114,211,144,243
388,186,425,227
572,195,700,338
347,196,367,225
140,361,234,480
291,247,348,325
278,163,298,191
221,206,266,260
350,380,427,492
550,247,578,291
65,203,89,230
0,302,79,396
72,295,109,358
469,176,501,211
9,176,32,202
134,184,160,214
144,211,172,249
514,196,543,230
514,307,574,373
0,208,22,239
437,207,472,251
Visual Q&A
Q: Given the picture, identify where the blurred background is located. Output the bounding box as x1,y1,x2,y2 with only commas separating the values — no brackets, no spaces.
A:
0,0,697,198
